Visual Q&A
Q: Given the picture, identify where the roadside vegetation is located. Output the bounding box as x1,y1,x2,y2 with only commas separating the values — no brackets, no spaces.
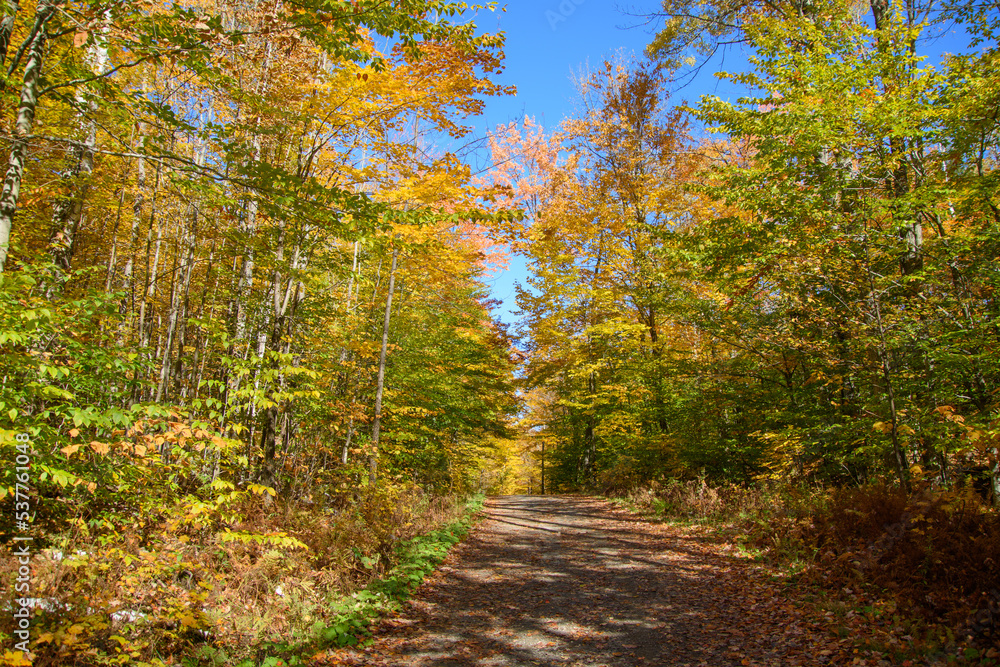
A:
621,479,999,664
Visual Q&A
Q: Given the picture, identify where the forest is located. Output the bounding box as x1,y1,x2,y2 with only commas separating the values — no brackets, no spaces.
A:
0,0,998,664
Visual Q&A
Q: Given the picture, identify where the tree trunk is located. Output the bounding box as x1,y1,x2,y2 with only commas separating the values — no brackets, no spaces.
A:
233,136,261,347
342,417,354,465
867,244,909,491
0,0,52,272
871,0,922,277
0,0,21,70
48,15,109,281
540,441,545,495
990,451,999,507
138,161,164,351
337,240,361,464
155,239,181,402
368,245,399,489
257,214,309,487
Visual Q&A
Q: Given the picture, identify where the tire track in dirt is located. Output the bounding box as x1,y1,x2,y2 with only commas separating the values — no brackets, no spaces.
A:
328,495,844,666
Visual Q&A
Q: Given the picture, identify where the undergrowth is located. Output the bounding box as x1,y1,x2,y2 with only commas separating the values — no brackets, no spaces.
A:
622,479,1000,665
0,490,483,666
218,494,483,667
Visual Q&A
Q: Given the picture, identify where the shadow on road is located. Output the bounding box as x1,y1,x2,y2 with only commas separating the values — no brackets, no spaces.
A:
342,495,803,667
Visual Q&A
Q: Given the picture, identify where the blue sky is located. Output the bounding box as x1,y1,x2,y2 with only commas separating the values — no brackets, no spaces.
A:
471,1,659,134
465,0,753,328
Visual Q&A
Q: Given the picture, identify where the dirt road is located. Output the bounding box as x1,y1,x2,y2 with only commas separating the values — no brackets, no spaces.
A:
333,495,841,666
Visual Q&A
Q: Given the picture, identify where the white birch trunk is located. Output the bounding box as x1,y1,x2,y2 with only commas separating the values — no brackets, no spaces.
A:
0,0,21,68
0,0,52,272
368,245,399,489
48,13,109,278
